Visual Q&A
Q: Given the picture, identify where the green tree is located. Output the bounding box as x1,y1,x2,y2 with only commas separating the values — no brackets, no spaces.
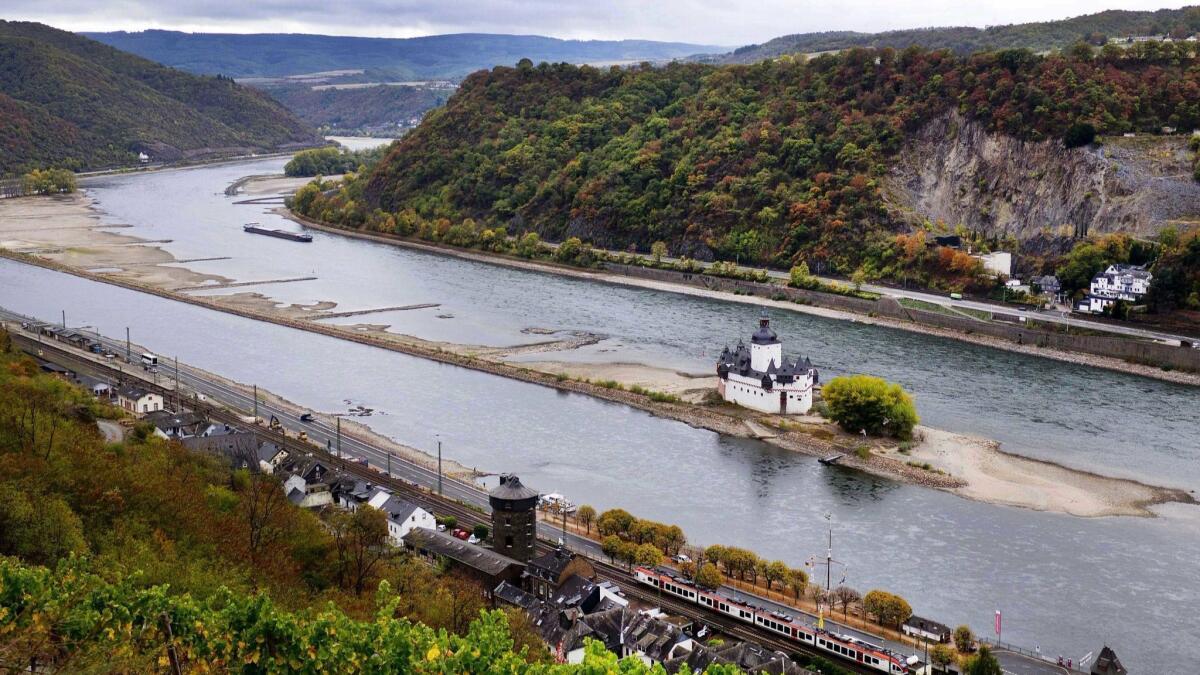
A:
963,645,1003,675
789,262,815,288
765,560,789,590
695,562,723,589
651,240,668,263
634,542,663,567
472,524,489,541
1063,121,1097,148
597,508,636,537
862,589,912,628
822,374,919,440
704,544,727,570
786,568,808,600
601,534,622,563
930,644,956,670
0,489,87,565
576,504,597,534
954,624,976,653
328,505,390,595
516,231,543,258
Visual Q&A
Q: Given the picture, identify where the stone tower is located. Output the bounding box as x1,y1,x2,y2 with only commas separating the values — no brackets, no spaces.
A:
489,474,538,562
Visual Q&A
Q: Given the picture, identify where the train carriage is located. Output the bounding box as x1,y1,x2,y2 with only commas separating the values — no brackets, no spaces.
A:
634,566,914,674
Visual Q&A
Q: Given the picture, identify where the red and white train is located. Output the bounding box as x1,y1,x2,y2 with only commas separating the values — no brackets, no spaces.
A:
634,566,917,674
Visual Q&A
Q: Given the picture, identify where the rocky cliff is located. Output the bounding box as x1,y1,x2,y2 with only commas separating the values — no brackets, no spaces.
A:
886,112,1200,251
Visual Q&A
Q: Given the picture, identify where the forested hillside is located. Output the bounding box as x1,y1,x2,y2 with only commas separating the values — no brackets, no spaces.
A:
0,21,320,176
84,30,723,79
715,6,1200,63
298,44,1200,292
266,83,451,134
0,329,698,671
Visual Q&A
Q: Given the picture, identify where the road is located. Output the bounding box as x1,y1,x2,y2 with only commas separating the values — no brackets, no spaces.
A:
612,247,1195,346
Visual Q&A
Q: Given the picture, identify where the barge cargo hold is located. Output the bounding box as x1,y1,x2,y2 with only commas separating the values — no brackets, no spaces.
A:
243,223,312,242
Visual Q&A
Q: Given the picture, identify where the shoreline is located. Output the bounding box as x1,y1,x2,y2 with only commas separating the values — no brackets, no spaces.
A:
1,186,1194,518
285,212,1200,388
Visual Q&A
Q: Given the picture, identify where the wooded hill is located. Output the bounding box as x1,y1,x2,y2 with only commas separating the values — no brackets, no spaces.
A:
303,44,1200,290
265,83,451,134
714,6,1200,63
0,21,321,176
83,30,724,79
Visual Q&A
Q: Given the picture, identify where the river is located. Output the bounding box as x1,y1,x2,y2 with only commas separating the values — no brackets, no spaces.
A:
2,154,1196,671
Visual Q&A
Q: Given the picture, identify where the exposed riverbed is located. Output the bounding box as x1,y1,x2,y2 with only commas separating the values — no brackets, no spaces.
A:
1,154,1198,671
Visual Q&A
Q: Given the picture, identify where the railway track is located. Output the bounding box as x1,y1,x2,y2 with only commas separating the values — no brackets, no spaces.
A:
7,326,881,673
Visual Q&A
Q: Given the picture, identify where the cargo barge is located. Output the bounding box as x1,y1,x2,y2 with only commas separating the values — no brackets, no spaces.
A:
243,223,312,242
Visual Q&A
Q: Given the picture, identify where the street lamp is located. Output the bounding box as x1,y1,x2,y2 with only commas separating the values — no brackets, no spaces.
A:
436,433,443,496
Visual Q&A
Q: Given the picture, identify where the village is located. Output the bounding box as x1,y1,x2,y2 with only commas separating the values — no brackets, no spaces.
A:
5,307,1135,675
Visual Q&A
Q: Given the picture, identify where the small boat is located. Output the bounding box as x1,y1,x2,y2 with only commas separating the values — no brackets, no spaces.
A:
243,222,312,242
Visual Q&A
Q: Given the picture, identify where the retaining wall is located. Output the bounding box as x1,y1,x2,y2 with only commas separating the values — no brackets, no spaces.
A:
606,264,1200,373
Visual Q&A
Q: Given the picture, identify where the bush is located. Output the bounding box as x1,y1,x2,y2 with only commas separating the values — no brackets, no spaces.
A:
437,515,457,530
21,168,76,195
472,524,489,541
1063,121,1096,148
954,624,975,653
822,375,919,440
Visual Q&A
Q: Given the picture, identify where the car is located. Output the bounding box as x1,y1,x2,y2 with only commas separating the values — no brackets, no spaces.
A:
451,528,470,541
467,535,480,545
672,554,691,564
299,413,315,423
436,524,446,532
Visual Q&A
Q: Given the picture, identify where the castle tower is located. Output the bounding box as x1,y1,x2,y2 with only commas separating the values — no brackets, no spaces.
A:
489,474,538,562
749,310,782,372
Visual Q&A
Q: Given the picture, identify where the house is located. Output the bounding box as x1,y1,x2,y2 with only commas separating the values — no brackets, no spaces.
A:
525,547,597,601
664,641,811,674
143,410,212,439
973,251,1013,277
116,385,163,415
371,489,436,545
76,374,112,400
332,479,379,510
39,362,74,380
181,432,285,474
1076,264,1152,314
902,615,951,643
403,527,525,600
716,312,819,415
1031,275,1062,301
283,473,333,509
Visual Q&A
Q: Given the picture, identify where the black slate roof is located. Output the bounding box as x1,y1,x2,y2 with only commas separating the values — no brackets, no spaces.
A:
403,527,524,576
489,474,538,501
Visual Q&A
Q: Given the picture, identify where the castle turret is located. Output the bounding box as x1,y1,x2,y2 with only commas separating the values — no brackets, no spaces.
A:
489,474,538,562
749,310,782,372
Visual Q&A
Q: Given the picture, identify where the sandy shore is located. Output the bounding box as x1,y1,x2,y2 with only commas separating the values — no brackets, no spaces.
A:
879,427,1193,517
3,183,1194,519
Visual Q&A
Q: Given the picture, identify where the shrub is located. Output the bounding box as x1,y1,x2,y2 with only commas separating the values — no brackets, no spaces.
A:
472,524,489,541
822,375,919,440
1063,121,1097,148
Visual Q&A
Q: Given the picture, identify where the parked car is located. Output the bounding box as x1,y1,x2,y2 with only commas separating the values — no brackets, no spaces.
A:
299,413,315,422
451,528,470,541
467,535,480,545
672,554,691,564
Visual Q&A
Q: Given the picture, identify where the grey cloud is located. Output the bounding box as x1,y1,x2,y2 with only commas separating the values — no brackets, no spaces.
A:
0,0,1190,45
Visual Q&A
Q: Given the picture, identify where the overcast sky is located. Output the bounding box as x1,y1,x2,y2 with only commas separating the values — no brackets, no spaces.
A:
1,1,1193,46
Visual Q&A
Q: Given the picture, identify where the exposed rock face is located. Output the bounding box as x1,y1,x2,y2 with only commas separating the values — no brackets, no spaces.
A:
886,112,1200,245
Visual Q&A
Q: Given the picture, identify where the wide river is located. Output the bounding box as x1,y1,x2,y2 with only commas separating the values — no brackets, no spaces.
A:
2,154,1197,671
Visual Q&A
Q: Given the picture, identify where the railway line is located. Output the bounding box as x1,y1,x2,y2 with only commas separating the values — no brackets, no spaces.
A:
2,315,890,674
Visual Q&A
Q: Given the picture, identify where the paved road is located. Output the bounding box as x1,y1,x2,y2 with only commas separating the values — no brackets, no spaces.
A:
994,648,1073,675
620,249,1195,346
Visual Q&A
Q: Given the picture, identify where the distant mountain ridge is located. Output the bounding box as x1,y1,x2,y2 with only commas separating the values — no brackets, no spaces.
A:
0,21,320,176
82,30,725,79
711,6,1200,63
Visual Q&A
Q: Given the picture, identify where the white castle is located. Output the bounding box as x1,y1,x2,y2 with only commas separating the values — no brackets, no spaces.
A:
716,311,818,415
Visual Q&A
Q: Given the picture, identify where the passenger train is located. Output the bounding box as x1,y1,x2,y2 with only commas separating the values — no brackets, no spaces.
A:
634,566,918,674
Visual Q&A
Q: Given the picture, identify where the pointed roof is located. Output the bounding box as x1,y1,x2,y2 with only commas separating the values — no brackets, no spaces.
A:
751,310,780,345
1090,646,1127,675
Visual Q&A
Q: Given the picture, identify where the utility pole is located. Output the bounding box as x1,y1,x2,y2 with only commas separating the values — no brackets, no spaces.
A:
174,356,179,402
336,416,341,458
807,513,846,602
387,451,392,476
125,326,131,362
436,434,443,496
253,384,258,420
61,310,66,328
